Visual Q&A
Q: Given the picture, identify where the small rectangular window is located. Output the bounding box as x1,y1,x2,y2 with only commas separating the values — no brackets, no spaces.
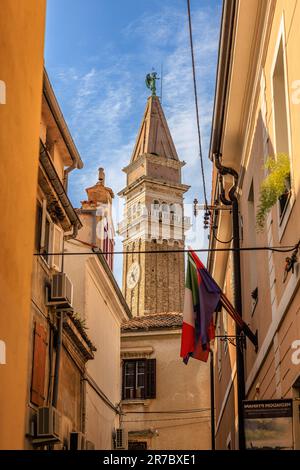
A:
50,223,64,271
122,359,156,400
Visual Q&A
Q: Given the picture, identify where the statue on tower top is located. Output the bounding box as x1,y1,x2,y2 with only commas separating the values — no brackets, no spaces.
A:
145,71,159,96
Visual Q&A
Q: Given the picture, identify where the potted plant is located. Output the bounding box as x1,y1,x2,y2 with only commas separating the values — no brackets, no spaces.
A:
256,153,291,231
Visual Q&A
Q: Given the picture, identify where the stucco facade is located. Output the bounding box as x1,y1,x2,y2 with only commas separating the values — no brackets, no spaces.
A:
121,324,211,450
209,0,300,450
64,170,131,449
26,70,92,450
0,0,46,450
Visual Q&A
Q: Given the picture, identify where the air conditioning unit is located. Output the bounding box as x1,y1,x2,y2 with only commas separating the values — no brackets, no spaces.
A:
114,428,127,450
86,440,95,450
50,272,73,308
69,432,86,450
37,407,62,439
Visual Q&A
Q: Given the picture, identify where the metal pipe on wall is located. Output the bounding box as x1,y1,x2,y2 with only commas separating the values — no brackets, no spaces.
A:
213,153,246,450
52,311,64,408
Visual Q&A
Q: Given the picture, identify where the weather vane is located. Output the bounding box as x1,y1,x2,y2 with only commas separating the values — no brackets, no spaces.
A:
145,71,160,96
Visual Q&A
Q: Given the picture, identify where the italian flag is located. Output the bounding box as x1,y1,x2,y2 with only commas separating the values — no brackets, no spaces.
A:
180,251,220,363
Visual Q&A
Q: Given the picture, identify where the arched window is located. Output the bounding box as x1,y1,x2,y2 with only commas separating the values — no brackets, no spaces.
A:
171,203,182,215
161,202,169,212
153,200,160,210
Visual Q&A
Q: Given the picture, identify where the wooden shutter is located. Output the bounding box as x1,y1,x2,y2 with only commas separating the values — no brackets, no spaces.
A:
35,203,43,250
31,323,47,406
122,360,126,400
50,224,64,271
145,359,156,398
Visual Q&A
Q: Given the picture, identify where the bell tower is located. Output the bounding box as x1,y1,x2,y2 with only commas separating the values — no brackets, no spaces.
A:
118,93,190,316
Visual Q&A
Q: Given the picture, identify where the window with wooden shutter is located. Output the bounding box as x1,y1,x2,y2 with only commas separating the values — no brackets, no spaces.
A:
35,202,43,250
50,223,64,271
122,359,156,400
145,359,156,398
31,323,47,406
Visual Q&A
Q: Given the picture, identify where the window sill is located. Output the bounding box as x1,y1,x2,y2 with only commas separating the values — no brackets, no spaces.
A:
121,399,151,406
278,189,295,241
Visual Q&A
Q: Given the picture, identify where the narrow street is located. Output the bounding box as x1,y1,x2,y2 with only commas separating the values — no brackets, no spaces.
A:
0,0,300,462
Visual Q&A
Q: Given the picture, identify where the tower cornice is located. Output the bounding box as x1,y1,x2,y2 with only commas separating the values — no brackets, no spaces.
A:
118,175,190,198
122,153,186,175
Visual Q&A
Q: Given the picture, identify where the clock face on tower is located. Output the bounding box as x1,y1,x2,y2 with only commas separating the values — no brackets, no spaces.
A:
126,261,140,289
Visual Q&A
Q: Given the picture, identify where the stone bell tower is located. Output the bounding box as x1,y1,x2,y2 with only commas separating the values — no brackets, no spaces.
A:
118,92,190,317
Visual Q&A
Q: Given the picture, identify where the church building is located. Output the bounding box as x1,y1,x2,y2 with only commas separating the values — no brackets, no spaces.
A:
118,82,211,450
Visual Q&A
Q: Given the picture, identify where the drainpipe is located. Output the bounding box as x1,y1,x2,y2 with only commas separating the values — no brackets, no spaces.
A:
214,153,246,450
52,311,64,408
63,161,77,193
210,350,215,450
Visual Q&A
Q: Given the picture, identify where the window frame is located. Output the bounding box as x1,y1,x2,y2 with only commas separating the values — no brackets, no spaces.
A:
122,358,156,400
270,15,295,240
123,359,146,400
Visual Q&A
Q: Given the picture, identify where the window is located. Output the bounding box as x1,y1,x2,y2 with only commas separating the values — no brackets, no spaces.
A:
161,202,169,212
37,199,64,270
41,215,51,264
128,441,147,450
35,202,43,251
122,359,156,400
272,36,291,218
51,223,64,271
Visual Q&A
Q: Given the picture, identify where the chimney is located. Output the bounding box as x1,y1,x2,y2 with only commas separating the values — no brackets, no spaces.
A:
98,167,105,185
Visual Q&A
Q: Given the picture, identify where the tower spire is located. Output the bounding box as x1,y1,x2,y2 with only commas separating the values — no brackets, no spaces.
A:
130,95,179,163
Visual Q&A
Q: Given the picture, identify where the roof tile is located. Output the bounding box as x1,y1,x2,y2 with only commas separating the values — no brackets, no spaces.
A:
122,312,183,332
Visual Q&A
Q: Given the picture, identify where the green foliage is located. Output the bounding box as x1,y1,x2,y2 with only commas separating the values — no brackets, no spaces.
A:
72,311,88,331
256,154,290,231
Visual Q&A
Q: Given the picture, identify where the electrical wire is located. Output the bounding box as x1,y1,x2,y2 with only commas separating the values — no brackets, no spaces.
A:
151,420,210,431
123,415,211,423
124,408,211,414
187,0,208,208
33,242,299,256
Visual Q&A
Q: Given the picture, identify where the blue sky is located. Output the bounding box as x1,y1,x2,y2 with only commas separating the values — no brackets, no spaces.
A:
45,0,222,283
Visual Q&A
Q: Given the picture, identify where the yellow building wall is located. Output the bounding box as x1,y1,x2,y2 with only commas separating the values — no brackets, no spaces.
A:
64,243,126,449
0,0,46,449
212,0,300,449
121,332,211,450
